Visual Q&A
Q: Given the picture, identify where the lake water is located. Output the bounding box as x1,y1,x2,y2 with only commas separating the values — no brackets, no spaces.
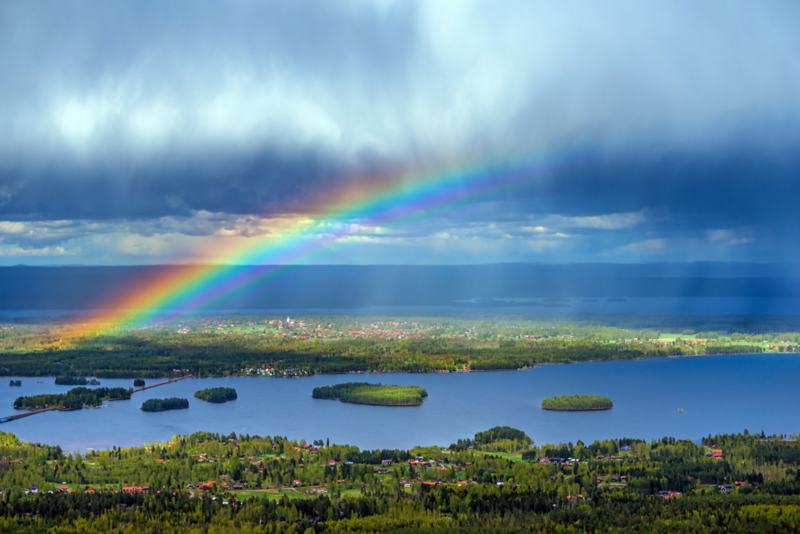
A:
2,353,799,452
3,296,800,318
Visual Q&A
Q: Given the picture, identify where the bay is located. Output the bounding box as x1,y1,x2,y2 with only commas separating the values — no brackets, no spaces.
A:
1,353,798,451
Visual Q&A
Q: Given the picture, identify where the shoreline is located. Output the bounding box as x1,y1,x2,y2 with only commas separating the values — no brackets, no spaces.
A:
312,395,425,407
0,352,773,381
541,407,612,411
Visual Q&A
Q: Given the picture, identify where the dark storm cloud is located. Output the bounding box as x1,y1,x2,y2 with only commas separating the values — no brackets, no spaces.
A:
0,148,354,220
1,1,800,263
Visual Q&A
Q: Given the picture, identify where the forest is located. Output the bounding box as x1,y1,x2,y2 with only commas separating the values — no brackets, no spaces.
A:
0,427,798,532
541,395,614,411
312,382,428,405
13,387,132,411
0,331,767,380
194,387,238,403
0,312,792,380
449,426,533,453
140,397,190,412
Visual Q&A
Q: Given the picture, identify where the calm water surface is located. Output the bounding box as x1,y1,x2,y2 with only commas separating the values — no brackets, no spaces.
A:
2,353,799,451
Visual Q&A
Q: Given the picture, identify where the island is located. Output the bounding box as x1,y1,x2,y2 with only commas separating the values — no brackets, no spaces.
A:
312,382,428,406
9,380,21,387
141,397,189,412
14,387,132,411
194,387,237,403
133,379,146,388
541,395,613,411
55,376,100,386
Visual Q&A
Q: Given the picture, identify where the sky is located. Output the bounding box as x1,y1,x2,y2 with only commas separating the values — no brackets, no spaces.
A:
1,1,799,266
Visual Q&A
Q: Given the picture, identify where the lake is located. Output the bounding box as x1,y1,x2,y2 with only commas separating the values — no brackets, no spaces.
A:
2,353,799,452
5,296,800,318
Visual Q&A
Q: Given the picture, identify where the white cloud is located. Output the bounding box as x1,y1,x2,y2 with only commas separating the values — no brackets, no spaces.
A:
611,238,668,255
707,229,753,246
543,211,647,230
0,222,31,235
0,245,75,256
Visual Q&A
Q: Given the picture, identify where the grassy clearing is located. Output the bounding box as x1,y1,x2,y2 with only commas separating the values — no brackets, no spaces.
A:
658,333,698,341
236,489,302,500
470,450,528,463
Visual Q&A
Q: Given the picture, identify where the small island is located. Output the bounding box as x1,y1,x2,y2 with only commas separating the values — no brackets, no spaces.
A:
14,387,131,411
194,387,237,403
312,382,428,406
141,397,189,412
55,376,100,386
133,379,146,388
541,395,613,411
9,380,21,387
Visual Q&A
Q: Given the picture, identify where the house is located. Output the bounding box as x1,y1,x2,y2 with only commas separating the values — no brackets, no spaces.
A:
458,481,468,487
328,460,338,466
381,459,393,465
293,480,301,486
312,487,327,494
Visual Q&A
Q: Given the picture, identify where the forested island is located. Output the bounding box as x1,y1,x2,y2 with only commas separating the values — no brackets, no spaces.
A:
54,376,100,386
542,395,613,411
194,387,237,403
13,386,131,411
140,397,189,412
133,378,145,387
312,382,428,405
0,426,798,532
8,380,21,387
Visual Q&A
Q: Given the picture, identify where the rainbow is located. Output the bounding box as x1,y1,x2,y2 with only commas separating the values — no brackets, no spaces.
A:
73,150,586,338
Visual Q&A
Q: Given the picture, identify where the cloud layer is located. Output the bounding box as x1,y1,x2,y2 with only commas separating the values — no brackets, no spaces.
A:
1,1,799,264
